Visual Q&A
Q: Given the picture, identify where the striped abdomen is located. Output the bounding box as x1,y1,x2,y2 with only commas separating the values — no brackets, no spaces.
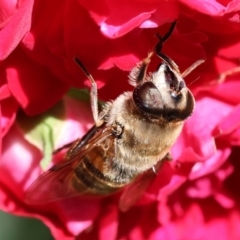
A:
72,144,133,195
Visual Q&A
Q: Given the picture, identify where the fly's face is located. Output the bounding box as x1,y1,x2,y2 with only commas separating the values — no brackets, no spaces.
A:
132,61,195,121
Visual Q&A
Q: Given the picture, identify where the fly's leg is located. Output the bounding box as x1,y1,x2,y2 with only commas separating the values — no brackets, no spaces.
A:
74,58,102,126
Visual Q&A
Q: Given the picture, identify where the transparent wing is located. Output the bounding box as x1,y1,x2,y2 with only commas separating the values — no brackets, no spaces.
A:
25,125,113,204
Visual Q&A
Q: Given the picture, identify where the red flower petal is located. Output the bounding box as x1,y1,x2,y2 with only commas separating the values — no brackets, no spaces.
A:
151,203,240,240
1,125,101,239
0,0,17,28
1,95,18,136
213,104,240,136
6,47,69,115
79,0,178,38
55,96,93,149
0,0,34,60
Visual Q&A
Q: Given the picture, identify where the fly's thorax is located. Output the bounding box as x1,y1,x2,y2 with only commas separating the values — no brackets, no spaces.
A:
102,93,184,174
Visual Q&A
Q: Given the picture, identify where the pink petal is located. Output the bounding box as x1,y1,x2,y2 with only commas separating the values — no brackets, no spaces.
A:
0,84,11,100
56,96,93,149
226,0,240,13
214,192,234,208
0,0,18,28
151,204,240,240
79,0,178,38
186,177,213,198
180,0,225,16
100,12,154,38
99,205,118,240
213,104,240,136
189,148,231,180
1,125,101,239
1,95,18,136
0,0,34,59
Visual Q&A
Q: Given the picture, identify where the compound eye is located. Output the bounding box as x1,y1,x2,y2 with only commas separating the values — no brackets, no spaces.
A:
133,82,164,116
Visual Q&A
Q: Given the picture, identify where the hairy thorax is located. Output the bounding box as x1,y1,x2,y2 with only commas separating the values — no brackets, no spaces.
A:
104,92,184,178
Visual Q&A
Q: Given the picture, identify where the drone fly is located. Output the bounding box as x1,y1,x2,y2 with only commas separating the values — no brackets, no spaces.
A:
26,22,203,211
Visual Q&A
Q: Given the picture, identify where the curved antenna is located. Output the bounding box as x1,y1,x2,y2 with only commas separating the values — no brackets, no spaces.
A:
154,22,204,77
155,21,177,54
181,59,205,78
154,21,180,73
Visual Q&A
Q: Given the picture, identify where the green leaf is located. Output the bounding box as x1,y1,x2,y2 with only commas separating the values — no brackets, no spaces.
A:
67,88,90,102
16,101,65,170
67,87,105,106
16,88,104,170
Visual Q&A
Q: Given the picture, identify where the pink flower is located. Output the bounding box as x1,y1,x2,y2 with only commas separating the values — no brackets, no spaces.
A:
0,0,34,60
1,0,240,239
0,0,34,140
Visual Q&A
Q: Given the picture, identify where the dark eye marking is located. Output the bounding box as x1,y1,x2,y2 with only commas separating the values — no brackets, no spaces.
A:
133,82,164,117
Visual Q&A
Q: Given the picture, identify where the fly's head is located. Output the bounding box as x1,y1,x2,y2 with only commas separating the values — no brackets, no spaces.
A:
132,57,196,122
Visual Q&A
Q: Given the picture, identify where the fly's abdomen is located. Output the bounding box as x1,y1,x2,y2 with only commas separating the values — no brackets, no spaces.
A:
72,146,129,195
